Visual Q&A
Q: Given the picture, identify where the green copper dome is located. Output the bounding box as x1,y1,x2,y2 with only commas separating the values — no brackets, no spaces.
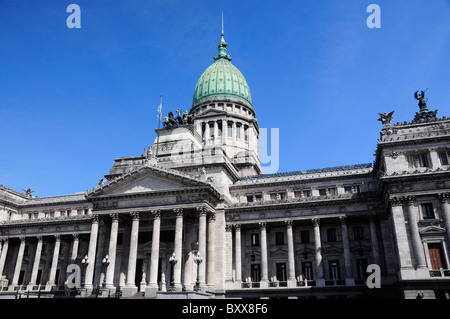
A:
192,31,252,107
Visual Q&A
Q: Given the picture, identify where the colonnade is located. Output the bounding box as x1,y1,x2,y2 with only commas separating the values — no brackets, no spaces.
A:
0,206,217,294
225,216,382,288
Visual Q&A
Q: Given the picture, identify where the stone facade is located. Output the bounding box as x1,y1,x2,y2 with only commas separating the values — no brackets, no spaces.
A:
1,33,450,300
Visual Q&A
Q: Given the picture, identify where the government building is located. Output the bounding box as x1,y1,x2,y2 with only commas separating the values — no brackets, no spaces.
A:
1,28,450,300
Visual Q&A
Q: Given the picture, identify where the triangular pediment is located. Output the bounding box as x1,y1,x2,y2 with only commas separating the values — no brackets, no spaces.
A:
88,164,212,197
419,225,446,235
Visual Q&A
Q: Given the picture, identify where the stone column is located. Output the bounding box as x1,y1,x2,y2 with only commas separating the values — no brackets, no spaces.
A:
221,120,226,145
71,234,79,263
47,235,61,288
225,225,233,283
119,223,131,288
234,224,242,283
0,238,9,278
369,214,381,266
183,219,194,291
207,212,216,288
404,197,427,270
438,193,450,245
11,237,26,287
173,208,183,290
28,236,43,288
105,213,119,289
285,220,296,286
259,222,269,287
125,212,139,293
84,215,99,290
205,122,210,144
312,218,324,285
213,121,218,144
148,210,161,289
389,198,414,280
197,207,207,287
340,216,354,285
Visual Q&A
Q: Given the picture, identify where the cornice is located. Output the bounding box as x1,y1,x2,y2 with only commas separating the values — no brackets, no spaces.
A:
225,192,380,213
0,214,92,229
87,186,221,203
231,172,374,190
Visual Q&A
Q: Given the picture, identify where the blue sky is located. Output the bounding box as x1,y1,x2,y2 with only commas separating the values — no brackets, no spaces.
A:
0,0,449,197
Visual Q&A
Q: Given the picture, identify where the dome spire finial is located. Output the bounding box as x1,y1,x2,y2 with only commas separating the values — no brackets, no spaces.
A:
221,11,224,38
214,11,231,62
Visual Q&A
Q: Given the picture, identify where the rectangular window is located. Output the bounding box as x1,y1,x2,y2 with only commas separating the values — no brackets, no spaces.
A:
270,192,286,200
407,153,429,168
302,262,313,280
209,122,214,138
201,122,206,139
327,228,337,242
329,260,340,280
353,226,364,240
356,259,368,280
244,126,248,141
251,233,260,246
319,189,327,196
251,264,261,282
254,194,262,202
236,123,241,139
218,122,222,137
439,151,450,165
276,263,287,281
246,195,253,202
428,243,447,270
300,230,310,244
421,203,434,219
275,232,284,245
227,122,233,137
344,185,361,194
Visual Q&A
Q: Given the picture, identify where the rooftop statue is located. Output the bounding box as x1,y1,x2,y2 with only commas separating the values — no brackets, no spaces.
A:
378,111,394,125
163,110,194,127
22,188,35,197
162,111,178,127
413,89,438,123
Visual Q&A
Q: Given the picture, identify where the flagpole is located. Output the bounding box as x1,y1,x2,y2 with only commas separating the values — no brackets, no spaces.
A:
156,95,162,158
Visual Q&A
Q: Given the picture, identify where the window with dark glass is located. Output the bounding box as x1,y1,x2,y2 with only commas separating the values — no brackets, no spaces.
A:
356,259,368,279
353,226,364,240
275,232,284,245
251,233,260,246
329,260,340,280
209,122,214,138
218,122,222,137
421,203,434,219
201,122,206,139
439,151,450,165
302,262,313,280
300,230,310,243
327,228,337,242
